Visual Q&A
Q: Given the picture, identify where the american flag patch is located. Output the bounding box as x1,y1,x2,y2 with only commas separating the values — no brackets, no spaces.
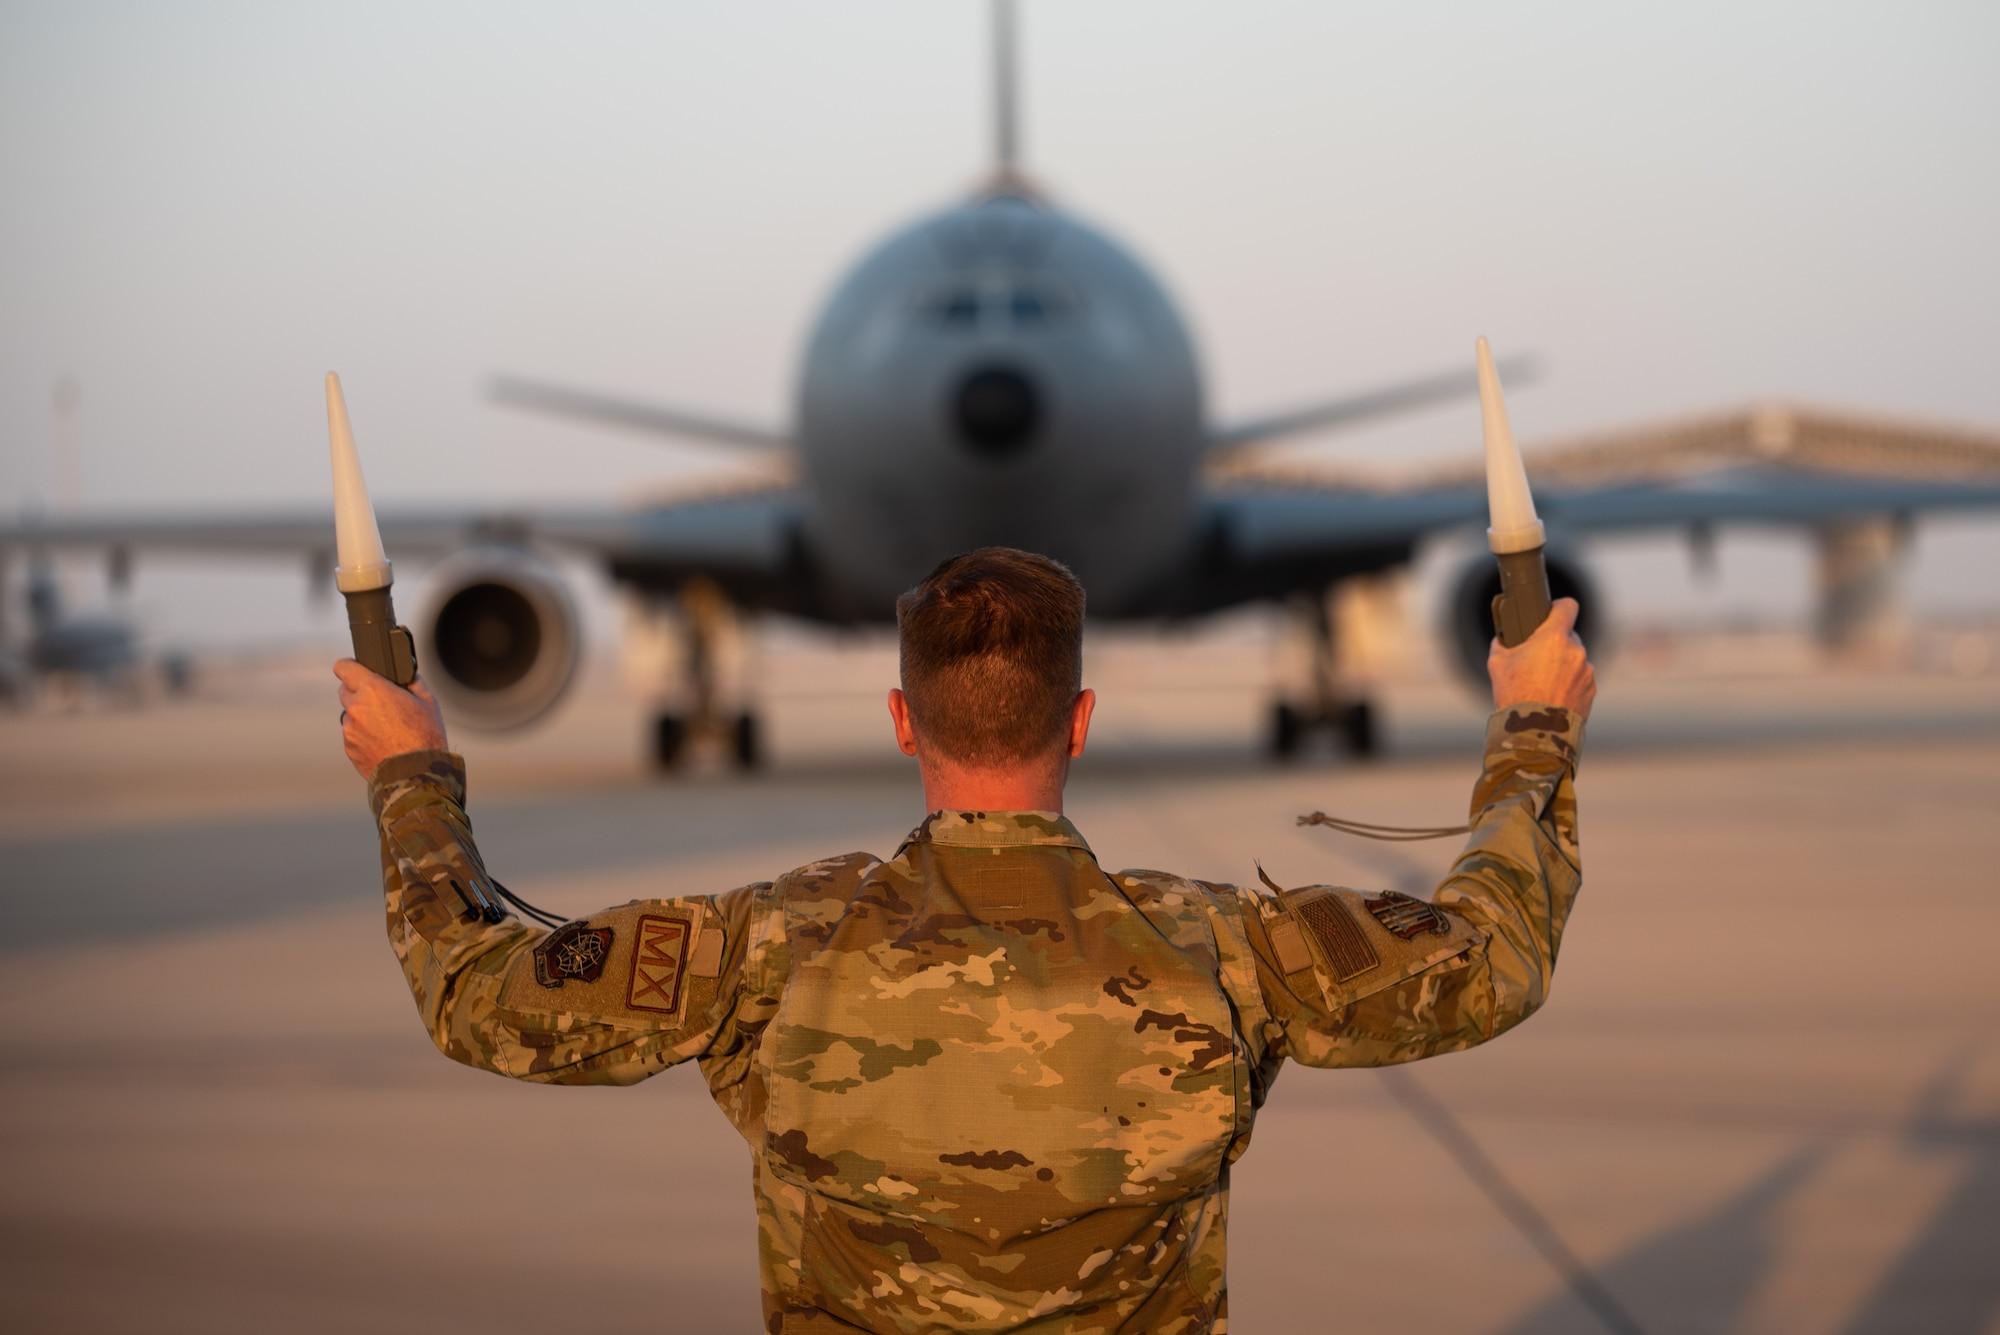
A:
1365,891,1452,940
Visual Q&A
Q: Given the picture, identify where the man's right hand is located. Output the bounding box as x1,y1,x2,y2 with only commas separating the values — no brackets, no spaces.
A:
1488,597,1596,720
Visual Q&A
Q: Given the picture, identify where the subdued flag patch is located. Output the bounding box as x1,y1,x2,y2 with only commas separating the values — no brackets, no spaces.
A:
1295,894,1380,982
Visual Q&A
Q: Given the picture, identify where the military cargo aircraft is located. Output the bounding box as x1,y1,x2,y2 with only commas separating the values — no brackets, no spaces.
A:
0,550,139,703
6,1,2000,764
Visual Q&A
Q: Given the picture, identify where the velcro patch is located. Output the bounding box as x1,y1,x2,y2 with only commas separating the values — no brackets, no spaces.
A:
1365,890,1452,940
688,927,726,979
533,922,614,988
1268,916,1314,975
1294,894,1380,982
628,915,693,1016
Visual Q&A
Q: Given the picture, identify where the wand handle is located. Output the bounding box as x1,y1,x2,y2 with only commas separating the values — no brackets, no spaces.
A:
1491,547,1553,648
344,585,417,685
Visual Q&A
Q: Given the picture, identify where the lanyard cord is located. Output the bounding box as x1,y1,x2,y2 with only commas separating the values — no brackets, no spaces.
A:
1296,811,1471,841
488,877,568,930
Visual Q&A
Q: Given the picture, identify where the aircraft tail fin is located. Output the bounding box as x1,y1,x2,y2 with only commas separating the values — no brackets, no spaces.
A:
993,0,1020,179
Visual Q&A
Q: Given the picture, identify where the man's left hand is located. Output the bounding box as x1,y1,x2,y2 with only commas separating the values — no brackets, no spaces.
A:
336,660,448,780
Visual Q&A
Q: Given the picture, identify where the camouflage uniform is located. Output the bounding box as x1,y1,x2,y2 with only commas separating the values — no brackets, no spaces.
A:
370,703,1584,1333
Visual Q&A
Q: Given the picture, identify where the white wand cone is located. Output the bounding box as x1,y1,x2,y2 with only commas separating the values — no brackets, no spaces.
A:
1477,337,1545,556
326,372,415,686
1476,338,1554,647
327,372,392,593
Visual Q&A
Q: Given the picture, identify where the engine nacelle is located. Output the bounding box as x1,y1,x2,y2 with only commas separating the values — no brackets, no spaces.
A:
417,547,580,730
1445,548,1601,687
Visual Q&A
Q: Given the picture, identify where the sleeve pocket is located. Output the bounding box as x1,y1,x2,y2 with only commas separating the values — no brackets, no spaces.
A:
495,900,727,1037
1270,886,1481,1012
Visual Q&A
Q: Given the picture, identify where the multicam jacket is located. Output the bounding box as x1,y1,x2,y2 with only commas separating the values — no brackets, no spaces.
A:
369,703,1584,1334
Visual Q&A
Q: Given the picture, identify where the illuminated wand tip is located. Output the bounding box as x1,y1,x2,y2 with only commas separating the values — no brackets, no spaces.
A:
326,372,392,592
1477,337,1546,555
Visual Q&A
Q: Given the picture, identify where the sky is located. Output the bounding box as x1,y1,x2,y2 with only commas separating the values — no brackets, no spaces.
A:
2,0,1997,648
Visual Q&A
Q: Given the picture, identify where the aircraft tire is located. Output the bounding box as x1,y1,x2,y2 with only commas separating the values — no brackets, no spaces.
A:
1340,701,1378,759
1269,702,1304,759
732,712,761,770
653,713,687,769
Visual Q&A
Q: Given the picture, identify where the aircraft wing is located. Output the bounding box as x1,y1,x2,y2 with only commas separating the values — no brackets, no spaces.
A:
490,375,790,452
0,508,483,558
0,484,811,604
1206,355,1535,457
1176,403,2000,614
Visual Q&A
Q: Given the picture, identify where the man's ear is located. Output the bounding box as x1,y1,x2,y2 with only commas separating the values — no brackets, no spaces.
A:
1067,688,1096,758
887,688,920,757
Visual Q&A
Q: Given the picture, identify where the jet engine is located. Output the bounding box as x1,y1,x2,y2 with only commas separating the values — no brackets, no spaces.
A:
417,546,580,730
1445,548,1601,687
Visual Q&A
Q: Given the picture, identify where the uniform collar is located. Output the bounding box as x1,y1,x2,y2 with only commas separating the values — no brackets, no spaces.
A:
896,809,1092,857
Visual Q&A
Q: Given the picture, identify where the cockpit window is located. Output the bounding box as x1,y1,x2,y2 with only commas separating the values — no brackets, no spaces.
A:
913,281,1078,330
940,291,980,326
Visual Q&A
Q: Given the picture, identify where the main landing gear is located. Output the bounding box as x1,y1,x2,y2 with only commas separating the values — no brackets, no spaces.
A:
1267,586,1379,761
650,578,761,771
1269,698,1376,759
652,709,760,770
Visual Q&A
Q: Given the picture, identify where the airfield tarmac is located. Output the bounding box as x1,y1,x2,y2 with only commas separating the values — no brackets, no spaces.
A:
1,633,1996,1335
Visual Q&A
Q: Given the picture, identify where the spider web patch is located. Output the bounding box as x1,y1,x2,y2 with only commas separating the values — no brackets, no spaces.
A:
533,922,614,988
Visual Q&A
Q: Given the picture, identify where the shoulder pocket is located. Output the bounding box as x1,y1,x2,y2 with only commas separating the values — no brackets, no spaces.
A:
495,899,730,1035
1270,886,1479,1011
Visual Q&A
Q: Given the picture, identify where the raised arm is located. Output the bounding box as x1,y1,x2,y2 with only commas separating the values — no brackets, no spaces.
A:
1233,601,1592,1069
338,662,765,1086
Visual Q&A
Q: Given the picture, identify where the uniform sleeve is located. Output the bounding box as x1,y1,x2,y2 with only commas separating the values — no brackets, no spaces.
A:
1238,702,1584,1069
367,750,771,1086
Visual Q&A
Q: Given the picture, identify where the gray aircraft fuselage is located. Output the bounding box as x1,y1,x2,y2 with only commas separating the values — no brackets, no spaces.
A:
796,190,1206,617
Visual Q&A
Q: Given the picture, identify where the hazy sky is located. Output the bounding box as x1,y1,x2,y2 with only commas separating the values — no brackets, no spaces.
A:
2,0,1997,640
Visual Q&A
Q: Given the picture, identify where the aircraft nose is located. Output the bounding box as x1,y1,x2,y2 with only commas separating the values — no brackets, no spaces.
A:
952,365,1041,457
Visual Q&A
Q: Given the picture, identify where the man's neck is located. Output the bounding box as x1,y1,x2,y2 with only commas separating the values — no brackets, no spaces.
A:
917,752,1069,814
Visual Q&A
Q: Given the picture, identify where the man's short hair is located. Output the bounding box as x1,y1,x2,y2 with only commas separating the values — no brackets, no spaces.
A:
896,548,1086,766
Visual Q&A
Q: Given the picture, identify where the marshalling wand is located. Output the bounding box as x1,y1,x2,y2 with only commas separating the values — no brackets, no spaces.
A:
1293,345,1563,839
327,372,417,685
328,374,513,923
1477,337,1554,646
